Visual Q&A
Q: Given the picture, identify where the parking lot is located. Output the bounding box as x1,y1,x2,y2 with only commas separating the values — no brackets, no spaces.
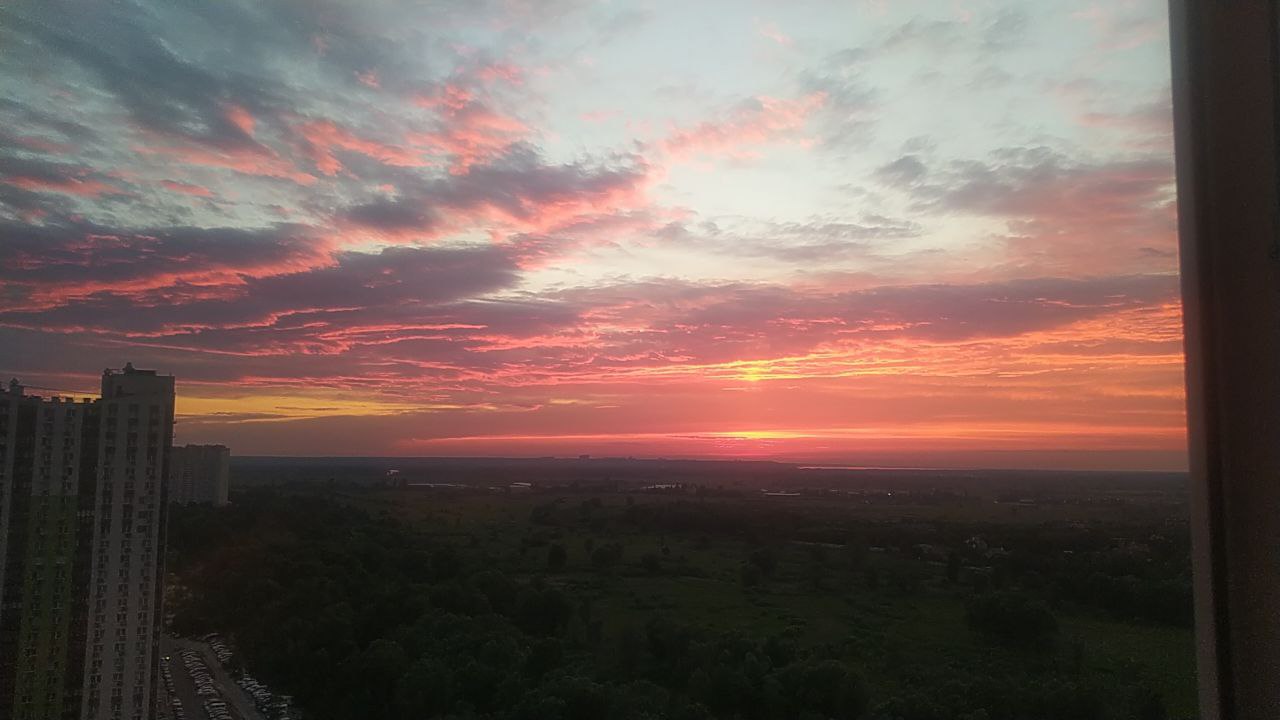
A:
158,636,267,720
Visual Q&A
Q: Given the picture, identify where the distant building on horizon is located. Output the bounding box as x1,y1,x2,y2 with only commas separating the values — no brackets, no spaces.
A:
168,445,230,507
0,363,174,720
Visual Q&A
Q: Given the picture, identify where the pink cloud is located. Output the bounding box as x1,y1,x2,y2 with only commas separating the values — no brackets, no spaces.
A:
474,61,523,85
136,142,316,186
297,119,431,176
756,20,793,47
416,84,475,112
660,92,826,160
0,225,333,313
580,109,619,124
344,156,656,248
407,56,537,174
411,87,529,174
224,104,256,137
6,175,117,197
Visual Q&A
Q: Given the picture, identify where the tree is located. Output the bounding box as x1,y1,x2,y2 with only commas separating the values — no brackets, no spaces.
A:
547,543,568,571
966,592,1059,651
781,659,869,719
642,553,662,575
516,586,574,636
617,624,643,673
591,542,624,570
748,548,777,578
846,535,870,571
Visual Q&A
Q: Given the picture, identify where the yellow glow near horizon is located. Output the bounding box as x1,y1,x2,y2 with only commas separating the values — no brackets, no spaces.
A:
175,392,424,422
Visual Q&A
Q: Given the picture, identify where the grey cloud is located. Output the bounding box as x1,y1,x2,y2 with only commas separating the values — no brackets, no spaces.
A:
343,198,441,232
882,18,962,52
0,98,98,143
983,9,1030,52
661,216,922,264
343,145,649,234
0,240,522,338
799,51,879,150
504,272,1184,372
874,156,928,187
0,220,319,293
1,4,273,151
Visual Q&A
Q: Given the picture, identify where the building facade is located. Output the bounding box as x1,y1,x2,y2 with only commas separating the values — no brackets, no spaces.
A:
168,445,230,507
0,364,173,720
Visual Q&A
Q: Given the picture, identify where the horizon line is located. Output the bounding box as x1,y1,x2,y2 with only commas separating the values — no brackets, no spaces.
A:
228,453,1189,474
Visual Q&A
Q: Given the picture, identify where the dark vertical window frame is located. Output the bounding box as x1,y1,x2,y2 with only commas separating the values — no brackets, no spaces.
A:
1169,2,1280,718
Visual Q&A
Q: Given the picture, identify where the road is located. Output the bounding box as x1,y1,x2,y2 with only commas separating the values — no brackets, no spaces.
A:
158,636,267,720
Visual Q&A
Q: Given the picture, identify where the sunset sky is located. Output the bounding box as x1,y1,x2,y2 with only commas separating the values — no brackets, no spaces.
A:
0,0,1184,469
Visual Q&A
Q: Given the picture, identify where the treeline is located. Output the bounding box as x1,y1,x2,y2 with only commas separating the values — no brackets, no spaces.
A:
166,490,1185,720
529,497,1194,628
168,492,870,720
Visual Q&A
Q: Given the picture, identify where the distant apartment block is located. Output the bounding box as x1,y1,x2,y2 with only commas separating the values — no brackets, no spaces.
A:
168,445,230,506
0,364,174,720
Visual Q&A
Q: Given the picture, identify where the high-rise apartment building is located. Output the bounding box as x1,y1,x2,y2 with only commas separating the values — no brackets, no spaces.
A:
168,445,230,507
0,364,173,720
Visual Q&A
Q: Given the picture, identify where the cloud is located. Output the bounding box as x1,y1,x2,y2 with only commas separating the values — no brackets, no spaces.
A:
1065,86,1174,152
0,220,326,311
297,119,431,175
1,4,271,152
660,93,827,160
0,98,97,144
981,8,1030,52
569,273,1176,348
0,240,522,347
0,156,123,199
0,207,1179,391
795,7,1032,151
883,146,1176,274
881,17,963,53
409,96,529,175
1072,1,1167,53
756,20,793,47
342,197,440,234
657,216,922,264
134,142,316,186
874,155,928,187
405,52,535,174
798,51,878,149
873,9,1030,56
160,180,215,198
341,146,653,243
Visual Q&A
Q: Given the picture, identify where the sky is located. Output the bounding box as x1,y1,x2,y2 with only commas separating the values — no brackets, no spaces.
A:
0,0,1184,469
